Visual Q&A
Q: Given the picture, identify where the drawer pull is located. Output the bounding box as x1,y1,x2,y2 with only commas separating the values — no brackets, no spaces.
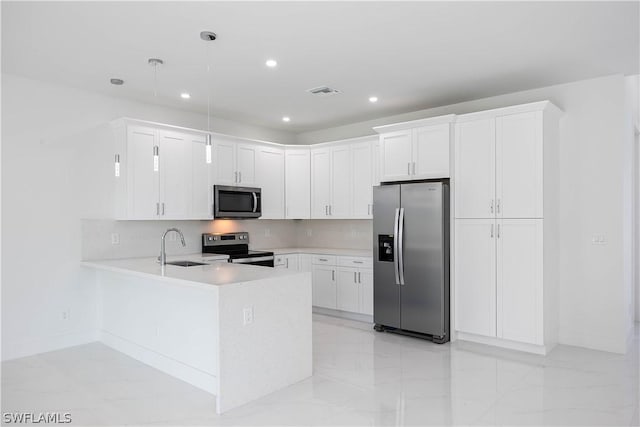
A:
353,261,363,264
318,258,328,261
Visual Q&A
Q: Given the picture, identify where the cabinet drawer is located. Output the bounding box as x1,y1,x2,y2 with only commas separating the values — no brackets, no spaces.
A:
312,255,337,265
338,256,372,268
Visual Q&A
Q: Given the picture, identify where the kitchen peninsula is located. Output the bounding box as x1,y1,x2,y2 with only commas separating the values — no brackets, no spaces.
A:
82,258,312,414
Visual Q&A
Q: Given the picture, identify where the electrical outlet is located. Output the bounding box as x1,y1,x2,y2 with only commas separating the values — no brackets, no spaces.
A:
111,233,120,245
306,229,312,237
61,309,70,321
243,307,254,325
591,234,607,245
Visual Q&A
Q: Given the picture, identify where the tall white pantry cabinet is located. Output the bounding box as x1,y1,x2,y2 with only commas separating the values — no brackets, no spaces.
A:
453,101,562,354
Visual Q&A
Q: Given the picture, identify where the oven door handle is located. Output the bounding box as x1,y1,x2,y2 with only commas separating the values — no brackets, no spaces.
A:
231,256,274,264
252,192,258,213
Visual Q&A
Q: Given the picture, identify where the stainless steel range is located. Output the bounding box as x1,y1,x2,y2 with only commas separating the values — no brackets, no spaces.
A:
202,232,274,267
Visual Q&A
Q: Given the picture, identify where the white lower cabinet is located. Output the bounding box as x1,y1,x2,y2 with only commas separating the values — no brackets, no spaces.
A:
497,219,543,345
455,218,546,349
337,268,360,312
454,219,497,338
312,265,337,309
311,255,373,315
274,253,299,271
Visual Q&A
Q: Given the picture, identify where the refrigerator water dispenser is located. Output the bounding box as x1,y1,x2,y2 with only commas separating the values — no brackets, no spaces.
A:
378,235,394,262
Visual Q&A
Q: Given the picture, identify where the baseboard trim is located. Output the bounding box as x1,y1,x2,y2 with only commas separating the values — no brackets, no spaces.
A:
456,331,551,355
99,330,218,395
312,306,373,324
2,329,98,361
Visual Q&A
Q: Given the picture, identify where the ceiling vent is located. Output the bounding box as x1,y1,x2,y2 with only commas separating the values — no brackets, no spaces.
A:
306,86,341,97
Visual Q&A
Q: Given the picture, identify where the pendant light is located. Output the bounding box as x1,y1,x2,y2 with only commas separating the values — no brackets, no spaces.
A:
201,31,217,164
148,58,164,172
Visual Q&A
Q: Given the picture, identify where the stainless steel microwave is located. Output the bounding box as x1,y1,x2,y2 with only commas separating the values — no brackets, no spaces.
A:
213,185,262,219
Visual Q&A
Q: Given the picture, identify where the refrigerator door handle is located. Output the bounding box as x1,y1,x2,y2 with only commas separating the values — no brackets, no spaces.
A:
393,208,401,285
398,207,405,285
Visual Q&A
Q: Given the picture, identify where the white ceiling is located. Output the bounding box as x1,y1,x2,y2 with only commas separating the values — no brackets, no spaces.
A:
2,1,638,133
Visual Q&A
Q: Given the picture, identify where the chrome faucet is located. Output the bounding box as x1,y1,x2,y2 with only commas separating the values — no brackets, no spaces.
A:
159,228,186,265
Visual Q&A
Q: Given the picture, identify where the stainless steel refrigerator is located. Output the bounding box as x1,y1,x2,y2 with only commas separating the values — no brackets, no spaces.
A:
373,180,450,343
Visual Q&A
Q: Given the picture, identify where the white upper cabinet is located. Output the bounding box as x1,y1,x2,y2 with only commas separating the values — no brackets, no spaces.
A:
455,108,546,219
256,145,285,219
158,130,191,219
126,125,159,219
330,145,351,218
310,147,333,218
496,112,543,219
455,118,496,219
378,130,413,182
212,137,257,187
285,148,310,219
351,140,375,218
374,115,455,183
190,134,213,220
413,123,451,179
236,143,257,187
212,136,236,186
114,120,212,220
310,137,376,219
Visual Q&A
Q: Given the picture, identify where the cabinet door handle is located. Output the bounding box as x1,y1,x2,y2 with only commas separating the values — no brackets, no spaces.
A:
412,162,416,175
354,272,357,283
497,199,501,214
319,258,328,262
490,224,494,238
329,205,332,216
332,270,335,281
234,171,238,183
353,261,363,264
286,258,289,268
238,171,242,183
156,202,160,216
407,162,411,175
161,203,165,215
497,224,501,238
490,199,494,214
358,272,361,283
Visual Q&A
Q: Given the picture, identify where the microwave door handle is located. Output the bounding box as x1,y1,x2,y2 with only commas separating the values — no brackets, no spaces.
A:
252,192,258,213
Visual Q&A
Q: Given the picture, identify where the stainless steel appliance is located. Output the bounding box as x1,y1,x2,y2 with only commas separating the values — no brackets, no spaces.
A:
213,185,261,219
202,232,274,267
373,180,450,343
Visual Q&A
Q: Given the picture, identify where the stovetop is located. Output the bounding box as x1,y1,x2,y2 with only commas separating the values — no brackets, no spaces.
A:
202,232,273,259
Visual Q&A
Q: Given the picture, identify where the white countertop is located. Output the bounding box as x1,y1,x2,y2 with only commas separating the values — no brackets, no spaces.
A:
82,256,305,288
257,247,372,257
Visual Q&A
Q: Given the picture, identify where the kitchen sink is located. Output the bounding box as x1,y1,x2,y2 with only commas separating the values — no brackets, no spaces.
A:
165,260,208,267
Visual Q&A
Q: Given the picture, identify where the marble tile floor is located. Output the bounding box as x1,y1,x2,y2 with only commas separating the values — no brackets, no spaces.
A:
2,315,639,426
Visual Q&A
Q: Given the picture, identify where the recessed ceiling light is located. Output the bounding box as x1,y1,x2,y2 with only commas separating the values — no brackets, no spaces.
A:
282,116,291,122
369,96,378,103
266,59,278,68
180,93,191,99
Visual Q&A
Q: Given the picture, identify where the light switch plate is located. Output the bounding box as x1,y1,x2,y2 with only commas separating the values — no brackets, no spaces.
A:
111,233,120,245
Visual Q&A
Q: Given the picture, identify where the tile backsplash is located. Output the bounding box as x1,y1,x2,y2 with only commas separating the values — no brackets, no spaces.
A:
81,218,372,260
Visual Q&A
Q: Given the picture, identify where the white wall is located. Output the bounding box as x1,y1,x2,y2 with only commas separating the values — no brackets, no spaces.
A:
299,74,634,354
1,73,294,361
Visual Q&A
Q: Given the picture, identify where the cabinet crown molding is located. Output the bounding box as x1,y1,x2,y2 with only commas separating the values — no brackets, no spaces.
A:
109,117,285,148
455,101,563,123
373,114,456,134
